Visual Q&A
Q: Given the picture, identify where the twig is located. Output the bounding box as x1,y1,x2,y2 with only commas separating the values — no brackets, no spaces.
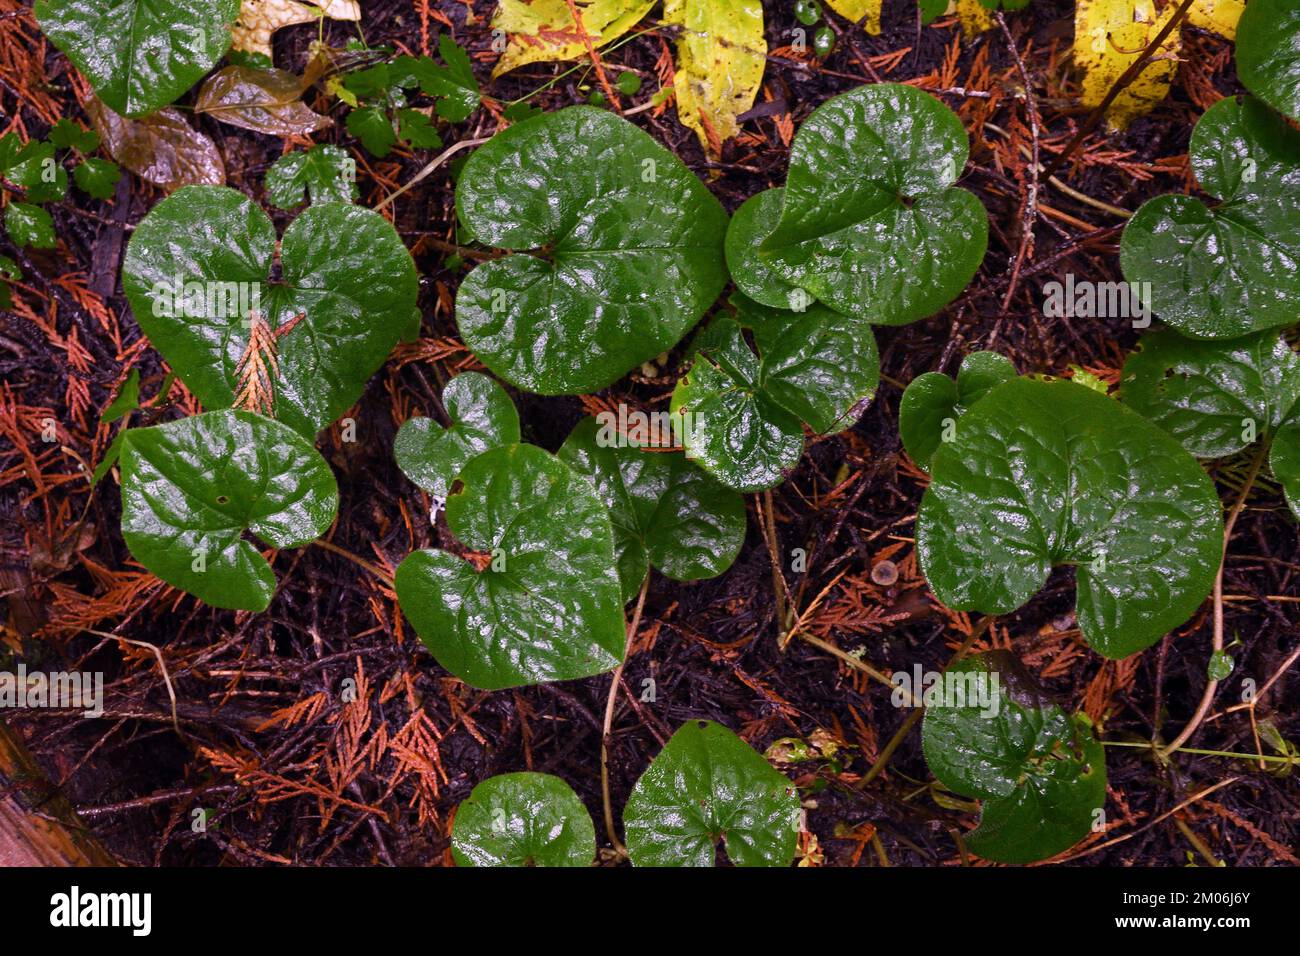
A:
375,137,491,210
995,12,1041,311
1160,441,1268,757
84,629,182,739
312,538,394,588
759,488,791,641
600,573,650,858
1043,0,1197,180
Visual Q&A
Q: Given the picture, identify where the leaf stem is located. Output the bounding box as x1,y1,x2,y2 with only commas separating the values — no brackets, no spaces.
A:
1104,739,1294,765
312,538,394,588
1159,440,1268,758
600,572,650,860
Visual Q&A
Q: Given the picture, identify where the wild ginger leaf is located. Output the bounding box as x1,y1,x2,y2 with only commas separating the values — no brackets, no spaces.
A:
917,376,1223,658
725,187,813,311
1120,96,1300,338
394,372,521,500
35,0,241,117
558,416,746,598
122,186,418,438
119,409,338,611
451,772,596,867
395,444,625,690
922,651,1107,864
623,720,801,867
900,351,1016,471
761,84,987,324
1236,0,1300,120
455,106,728,394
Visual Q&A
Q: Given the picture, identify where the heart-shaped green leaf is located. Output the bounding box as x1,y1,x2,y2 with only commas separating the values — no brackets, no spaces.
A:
1120,96,1300,339
119,409,338,612
394,372,521,500
35,0,240,117
122,186,419,438
623,719,801,867
1236,0,1300,121
921,651,1106,864
454,106,729,394
671,296,879,491
558,416,746,599
394,443,625,690
725,187,812,311
1121,328,1300,521
917,376,1223,659
760,84,988,324
900,351,1016,470
451,772,595,867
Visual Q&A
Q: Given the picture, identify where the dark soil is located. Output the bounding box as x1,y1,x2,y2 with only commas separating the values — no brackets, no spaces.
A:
1,0,1296,866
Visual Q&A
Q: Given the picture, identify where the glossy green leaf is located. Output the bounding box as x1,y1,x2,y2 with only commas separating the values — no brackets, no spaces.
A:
395,444,625,690
451,772,595,867
119,409,338,612
623,719,801,867
394,372,520,500
761,84,988,324
1121,327,1300,521
2,138,68,203
122,186,418,438
6,203,55,249
48,119,99,153
558,416,746,599
34,0,241,117
725,187,814,311
455,106,728,394
1236,0,1300,121
101,369,140,424
900,351,1016,470
922,651,1106,864
1120,96,1300,338
265,145,358,209
671,297,879,491
347,106,397,157
1121,328,1300,458
403,36,481,122
917,376,1222,659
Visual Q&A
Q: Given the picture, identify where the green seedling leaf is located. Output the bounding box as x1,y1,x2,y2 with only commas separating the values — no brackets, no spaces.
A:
761,84,988,324
73,158,121,200
921,651,1106,864
1121,327,1300,520
396,36,481,122
1236,0,1300,121
6,203,55,249
0,255,20,309
623,719,801,867
917,376,1222,659
1120,95,1300,338
101,369,141,425
395,444,625,690
1207,649,1235,681
346,106,398,157
34,0,241,117
265,145,358,209
671,296,879,491
455,106,728,394
725,187,813,311
48,119,100,154
451,772,596,867
396,109,442,149
1,137,68,203
394,372,521,500
900,351,1016,470
119,409,338,611
558,416,746,599
122,185,418,438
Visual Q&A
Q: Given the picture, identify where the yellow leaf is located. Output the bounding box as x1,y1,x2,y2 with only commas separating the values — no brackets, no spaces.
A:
664,0,767,155
823,0,882,35
952,0,994,38
1075,0,1180,131
233,0,361,59
1186,0,1244,39
489,0,656,78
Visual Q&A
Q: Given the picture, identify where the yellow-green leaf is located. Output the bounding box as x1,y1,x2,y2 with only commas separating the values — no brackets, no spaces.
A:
665,0,766,154
1075,0,1180,130
824,0,882,34
489,0,655,78
1187,0,1244,39
953,0,994,37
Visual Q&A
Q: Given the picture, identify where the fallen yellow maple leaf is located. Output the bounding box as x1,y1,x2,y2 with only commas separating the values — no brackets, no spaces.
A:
1075,0,1180,131
489,0,656,78
664,0,767,155
233,0,361,59
824,0,883,34
952,0,995,37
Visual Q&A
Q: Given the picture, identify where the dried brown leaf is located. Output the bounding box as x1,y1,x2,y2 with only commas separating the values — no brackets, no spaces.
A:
195,65,332,136
232,0,362,59
85,97,226,192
